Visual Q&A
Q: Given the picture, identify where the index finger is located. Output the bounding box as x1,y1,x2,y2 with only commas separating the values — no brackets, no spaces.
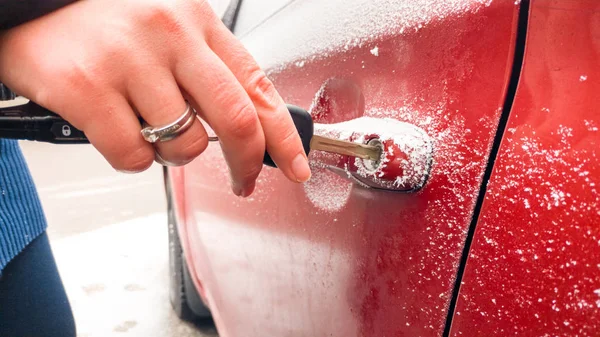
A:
175,47,265,197
206,23,311,184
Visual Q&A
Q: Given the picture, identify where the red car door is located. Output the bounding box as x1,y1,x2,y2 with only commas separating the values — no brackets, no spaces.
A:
170,1,523,336
450,1,600,335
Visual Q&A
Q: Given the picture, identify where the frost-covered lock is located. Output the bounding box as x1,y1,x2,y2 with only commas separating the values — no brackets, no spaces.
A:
314,118,434,192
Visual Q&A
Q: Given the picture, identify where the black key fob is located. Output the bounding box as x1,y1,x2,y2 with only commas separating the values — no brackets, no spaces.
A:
263,105,313,168
0,100,314,168
0,100,89,143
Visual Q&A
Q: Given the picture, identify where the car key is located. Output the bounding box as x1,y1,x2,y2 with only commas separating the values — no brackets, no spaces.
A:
0,100,382,167
215,105,382,167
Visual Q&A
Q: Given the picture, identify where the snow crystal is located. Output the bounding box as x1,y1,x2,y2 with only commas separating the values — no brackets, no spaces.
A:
370,46,379,56
549,189,566,207
556,125,573,139
584,120,598,132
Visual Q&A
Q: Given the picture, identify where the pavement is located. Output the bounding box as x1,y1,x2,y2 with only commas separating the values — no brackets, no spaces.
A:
20,141,219,337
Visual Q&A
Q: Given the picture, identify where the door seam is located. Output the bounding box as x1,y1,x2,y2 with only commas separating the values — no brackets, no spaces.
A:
442,0,531,335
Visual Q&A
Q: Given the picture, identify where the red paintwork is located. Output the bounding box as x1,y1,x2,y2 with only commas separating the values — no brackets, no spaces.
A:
450,0,600,335
169,1,523,336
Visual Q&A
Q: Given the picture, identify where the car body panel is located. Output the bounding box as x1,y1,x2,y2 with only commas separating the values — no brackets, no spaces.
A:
449,0,600,335
206,0,232,19
233,0,292,36
170,0,522,336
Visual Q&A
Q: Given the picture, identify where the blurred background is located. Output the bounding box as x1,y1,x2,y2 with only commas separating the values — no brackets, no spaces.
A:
20,141,218,337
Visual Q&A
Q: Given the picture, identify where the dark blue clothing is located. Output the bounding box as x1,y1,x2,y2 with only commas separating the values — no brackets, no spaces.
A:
0,0,76,29
0,232,76,337
0,140,74,336
0,139,48,271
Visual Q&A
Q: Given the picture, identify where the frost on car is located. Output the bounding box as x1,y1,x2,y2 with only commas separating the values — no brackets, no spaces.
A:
165,0,600,336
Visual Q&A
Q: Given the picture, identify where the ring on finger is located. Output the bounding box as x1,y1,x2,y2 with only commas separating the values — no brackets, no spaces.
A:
141,101,196,143
154,150,176,167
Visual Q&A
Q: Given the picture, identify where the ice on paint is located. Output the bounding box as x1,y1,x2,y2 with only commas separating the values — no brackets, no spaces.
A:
243,0,495,70
370,46,379,57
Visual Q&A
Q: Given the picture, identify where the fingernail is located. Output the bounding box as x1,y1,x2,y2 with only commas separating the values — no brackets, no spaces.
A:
231,182,243,197
117,169,139,174
241,182,256,198
291,153,311,183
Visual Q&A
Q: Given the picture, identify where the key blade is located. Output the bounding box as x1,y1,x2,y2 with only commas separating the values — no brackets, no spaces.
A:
310,134,382,161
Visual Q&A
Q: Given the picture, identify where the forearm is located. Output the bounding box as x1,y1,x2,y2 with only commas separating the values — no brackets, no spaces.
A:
0,0,77,29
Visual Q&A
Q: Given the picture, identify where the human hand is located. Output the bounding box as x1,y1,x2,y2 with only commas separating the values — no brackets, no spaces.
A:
0,0,311,197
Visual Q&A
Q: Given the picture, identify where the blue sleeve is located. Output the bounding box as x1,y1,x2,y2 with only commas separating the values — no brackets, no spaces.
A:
0,139,48,270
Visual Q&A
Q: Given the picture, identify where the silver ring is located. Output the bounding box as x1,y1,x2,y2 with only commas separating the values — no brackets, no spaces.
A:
154,150,174,167
141,102,196,143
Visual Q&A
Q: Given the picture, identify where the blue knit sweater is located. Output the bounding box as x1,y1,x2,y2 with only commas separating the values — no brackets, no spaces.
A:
0,139,47,271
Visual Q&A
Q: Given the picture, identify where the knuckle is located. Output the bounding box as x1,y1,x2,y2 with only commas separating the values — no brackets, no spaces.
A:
138,2,181,33
61,61,99,95
245,69,278,109
226,101,259,140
